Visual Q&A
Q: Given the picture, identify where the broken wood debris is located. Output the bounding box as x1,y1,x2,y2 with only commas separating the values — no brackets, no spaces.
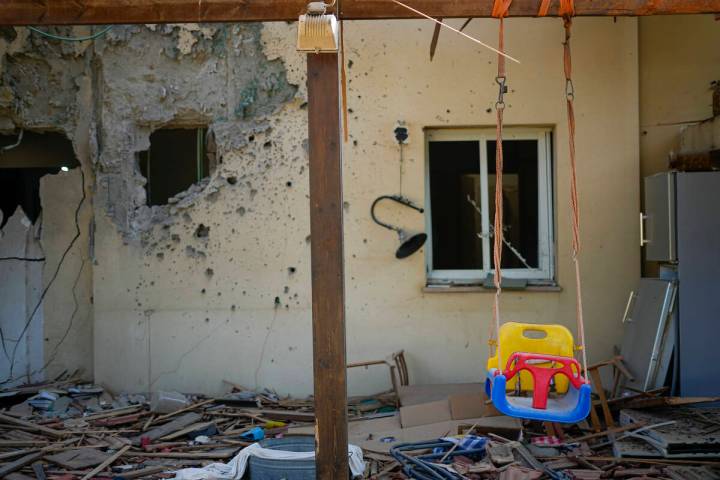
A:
0,379,333,479
2,369,720,479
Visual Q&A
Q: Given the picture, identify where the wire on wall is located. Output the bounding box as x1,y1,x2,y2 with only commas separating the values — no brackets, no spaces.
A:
27,26,113,42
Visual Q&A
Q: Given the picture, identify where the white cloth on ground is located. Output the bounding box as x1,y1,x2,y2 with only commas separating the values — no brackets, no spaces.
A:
172,442,365,480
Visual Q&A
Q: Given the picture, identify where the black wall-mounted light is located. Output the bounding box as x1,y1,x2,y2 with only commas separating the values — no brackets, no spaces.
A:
370,195,427,259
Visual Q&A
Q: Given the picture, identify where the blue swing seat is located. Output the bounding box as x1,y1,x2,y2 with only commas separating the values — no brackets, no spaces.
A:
486,367,592,423
485,323,592,423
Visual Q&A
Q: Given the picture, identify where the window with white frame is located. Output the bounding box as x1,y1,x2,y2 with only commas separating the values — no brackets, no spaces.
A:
425,127,554,285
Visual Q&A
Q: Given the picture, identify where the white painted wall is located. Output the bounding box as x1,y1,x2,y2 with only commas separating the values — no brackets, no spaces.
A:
0,166,93,387
92,17,641,396
0,209,45,386
40,167,94,382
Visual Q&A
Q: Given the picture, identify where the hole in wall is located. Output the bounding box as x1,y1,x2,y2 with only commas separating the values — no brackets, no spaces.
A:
138,127,217,206
0,131,79,229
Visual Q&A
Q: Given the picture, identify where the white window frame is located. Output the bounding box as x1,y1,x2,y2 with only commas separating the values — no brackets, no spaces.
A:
424,127,555,285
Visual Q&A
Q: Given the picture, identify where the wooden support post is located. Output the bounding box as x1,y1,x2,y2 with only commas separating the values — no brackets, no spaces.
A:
307,52,349,480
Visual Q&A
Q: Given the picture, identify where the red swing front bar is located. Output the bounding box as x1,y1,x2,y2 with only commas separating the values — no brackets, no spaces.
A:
497,352,588,409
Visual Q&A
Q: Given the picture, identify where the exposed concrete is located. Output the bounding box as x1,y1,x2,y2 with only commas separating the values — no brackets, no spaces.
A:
92,23,297,237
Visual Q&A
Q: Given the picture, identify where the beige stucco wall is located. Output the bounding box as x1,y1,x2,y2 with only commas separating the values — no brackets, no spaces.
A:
639,14,720,177
91,17,640,397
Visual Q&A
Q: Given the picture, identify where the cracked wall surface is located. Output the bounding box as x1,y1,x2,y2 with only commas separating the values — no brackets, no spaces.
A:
1,17,653,396
0,28,93,386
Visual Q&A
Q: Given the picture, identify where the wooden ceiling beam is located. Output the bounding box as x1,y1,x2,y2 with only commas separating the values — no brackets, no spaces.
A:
2,0,720,26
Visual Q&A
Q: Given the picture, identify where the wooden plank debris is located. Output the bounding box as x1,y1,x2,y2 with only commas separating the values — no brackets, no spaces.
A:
128,411,202,445
0,451,46,478
79,445,131,480
112,465,169,479
123,448,239,459
0,413,66,438
1,373,720,480
258,409,316,422
160,421,216,441
31,462,47,480
153,398,215,423
45,448,111,469
2,0,720,25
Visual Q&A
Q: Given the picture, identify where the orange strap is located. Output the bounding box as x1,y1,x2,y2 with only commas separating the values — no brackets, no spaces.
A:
492,0,511,76
492,0,512,18
538,0,574,17
563,18,588,376
489,0,511,361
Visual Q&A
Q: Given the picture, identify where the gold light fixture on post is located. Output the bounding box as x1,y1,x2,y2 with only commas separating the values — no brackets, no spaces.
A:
297,1,339,53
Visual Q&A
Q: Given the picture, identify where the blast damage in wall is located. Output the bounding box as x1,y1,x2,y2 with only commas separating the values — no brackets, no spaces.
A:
2,23,298,238
0,23,305,388
95,23,298,238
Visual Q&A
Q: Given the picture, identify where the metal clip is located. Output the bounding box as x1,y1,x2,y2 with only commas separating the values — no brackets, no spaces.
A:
495,76,507,109
565,78,575,101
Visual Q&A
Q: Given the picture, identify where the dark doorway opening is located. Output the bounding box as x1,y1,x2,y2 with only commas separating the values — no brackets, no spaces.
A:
0,131,79,229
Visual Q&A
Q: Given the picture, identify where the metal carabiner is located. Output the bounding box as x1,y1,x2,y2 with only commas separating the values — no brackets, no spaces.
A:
495,76,508,109
565,78,575,101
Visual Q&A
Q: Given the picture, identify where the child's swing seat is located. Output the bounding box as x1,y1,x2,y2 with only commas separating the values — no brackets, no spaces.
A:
485,323,592,423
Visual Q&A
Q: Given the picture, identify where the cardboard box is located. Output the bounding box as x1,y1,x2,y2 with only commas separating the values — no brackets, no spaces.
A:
449,392,486,420
399,399,452,428
398,383,484,407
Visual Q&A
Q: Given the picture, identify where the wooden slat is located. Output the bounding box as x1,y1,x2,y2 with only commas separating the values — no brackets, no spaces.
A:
79,445,131,480
1,0,305,26
340,0,720,18
307,52,349,480
2,0,720,25
589,368,615,428
0,413,66,438
0,451,45,478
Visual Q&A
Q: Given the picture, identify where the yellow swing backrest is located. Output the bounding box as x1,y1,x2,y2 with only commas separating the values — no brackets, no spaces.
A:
487,322,575,393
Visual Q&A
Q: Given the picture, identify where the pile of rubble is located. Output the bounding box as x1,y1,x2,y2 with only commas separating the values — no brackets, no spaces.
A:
0,376,322,479
1,372,720,479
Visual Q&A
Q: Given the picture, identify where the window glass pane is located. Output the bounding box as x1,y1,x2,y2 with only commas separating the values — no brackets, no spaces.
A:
487,140,539,269
429,141,483,270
